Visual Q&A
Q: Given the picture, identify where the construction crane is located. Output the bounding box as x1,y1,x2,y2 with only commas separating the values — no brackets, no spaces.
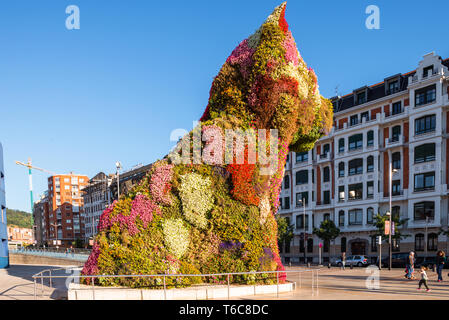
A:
15,158,57,213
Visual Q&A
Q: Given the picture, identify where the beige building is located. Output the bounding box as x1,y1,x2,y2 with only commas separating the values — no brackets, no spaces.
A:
279,53,449,264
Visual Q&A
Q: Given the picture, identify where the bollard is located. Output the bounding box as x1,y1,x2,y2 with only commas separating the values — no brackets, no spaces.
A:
92,277,95,300
163,276,167,300
350,264,353,269
276,272,279,298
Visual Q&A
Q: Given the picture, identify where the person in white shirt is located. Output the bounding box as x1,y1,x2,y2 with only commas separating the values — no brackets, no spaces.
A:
417,266,431,292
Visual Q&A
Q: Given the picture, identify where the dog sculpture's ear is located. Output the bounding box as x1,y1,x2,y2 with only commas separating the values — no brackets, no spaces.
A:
289,96,333,153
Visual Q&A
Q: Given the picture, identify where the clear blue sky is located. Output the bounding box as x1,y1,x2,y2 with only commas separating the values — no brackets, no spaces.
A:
1,0,448,212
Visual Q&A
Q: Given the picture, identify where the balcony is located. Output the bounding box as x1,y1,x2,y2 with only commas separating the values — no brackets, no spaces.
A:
385,135,404,148
317,152,330,164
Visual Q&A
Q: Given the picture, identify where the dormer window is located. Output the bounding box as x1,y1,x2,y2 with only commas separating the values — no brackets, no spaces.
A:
357,92,366,104
423,65,434,78
350,115,359,126
388,81,399,94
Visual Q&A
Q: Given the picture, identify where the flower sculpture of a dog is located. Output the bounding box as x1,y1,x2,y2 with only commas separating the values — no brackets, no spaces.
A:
82,2,333,288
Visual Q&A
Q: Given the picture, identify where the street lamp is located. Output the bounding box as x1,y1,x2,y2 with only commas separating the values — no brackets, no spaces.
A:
115,161,122,200
388,162,399,271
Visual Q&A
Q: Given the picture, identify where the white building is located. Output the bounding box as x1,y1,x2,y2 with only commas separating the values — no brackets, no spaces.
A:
83,172,111,244
279,53,449,264
0,142,8,268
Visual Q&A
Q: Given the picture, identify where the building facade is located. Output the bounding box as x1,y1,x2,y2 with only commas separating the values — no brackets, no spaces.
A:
0,143,8,268
83,172,111,244
279,53,449,263
33,193,48,247
42,174,89,247
7,226,34,246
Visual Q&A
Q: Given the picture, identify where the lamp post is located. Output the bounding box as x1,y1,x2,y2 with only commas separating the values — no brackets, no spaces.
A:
388,156,399,270
115,161,122,200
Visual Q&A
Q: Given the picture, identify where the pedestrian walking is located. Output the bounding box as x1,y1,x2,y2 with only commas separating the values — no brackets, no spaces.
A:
341,252,346,270
406,251,415,280
436,250,445,282
417,266,431,292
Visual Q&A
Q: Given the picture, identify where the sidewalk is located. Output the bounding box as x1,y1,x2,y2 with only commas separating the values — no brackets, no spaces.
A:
0,264,74,300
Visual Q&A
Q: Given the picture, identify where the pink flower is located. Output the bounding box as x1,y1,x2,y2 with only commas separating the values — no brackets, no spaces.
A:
150,164,174,205
226,39,255,79
283,31,299,66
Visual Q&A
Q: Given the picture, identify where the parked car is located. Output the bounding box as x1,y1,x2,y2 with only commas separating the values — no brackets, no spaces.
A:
415,256,437,269
335,255,370,267
377,252,411,268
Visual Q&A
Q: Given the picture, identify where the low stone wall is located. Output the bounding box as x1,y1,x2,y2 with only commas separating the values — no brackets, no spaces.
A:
9,253,84,266
68,282,295,300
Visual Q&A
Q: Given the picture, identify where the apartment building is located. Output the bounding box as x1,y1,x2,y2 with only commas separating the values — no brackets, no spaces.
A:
33,193,48,246
43,173,89,247
7,226,34,245
279,53,449,263
0,142,8,268
83,172,111,244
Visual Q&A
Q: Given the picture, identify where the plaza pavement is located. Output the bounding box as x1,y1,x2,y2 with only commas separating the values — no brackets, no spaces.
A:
1,264,449,300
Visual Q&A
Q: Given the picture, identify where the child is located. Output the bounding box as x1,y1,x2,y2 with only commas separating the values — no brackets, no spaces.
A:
417,266,431,292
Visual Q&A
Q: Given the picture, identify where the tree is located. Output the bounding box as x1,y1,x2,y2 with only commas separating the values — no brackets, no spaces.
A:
6,208,33,228
313,220,340,262
372,213,410,244
276,216,294,255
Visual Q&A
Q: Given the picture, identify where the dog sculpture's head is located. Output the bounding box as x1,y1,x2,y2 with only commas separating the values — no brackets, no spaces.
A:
200,2,333,153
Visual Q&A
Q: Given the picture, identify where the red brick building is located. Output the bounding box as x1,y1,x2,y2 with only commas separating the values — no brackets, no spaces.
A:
43,174,89,247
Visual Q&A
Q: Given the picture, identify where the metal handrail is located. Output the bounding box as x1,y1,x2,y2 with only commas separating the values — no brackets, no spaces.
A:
32,268,320,300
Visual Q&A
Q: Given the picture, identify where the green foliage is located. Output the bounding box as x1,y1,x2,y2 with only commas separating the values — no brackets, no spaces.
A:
372,212,410,241
313,220,340,243
276,216,293,249
6,208,33,228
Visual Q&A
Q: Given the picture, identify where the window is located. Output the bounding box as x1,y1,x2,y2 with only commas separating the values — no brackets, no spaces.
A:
388,81,399,94
296,214,309,229
415,114,436,135
283,175,290,189
392,152,401,169
350,115,359,126
392,239,400,252
349,134,363,151
357,92,366,105
367,156,374,172
348,183,363,200
414,143,435,163
414,172,435,192
323,167,330,182
323,213,330,222
307,239,313,253
286,154,290,163
323,191,330,205
338,211,345,226
338,162,345,177
338,186,345,202
323,144,330,155
296,151,308,163
367,207,374,224
323,240,330,253
414,201,435,221
367,130,374,146
392,206,400,219
282,197,290,210
348,158,363,176
423,66,434,78
338,138,345,153
296,192,308,207
367,181,374,198
296,170,308,185
392,101,402,115
361,111,369,122
428,233,438,251
312,169,314,183
341,237,347,253
415,85,436,106
348,209,363,225
415,234,424,252
392,180,401,196
371,235,378,252
391,126,401,142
